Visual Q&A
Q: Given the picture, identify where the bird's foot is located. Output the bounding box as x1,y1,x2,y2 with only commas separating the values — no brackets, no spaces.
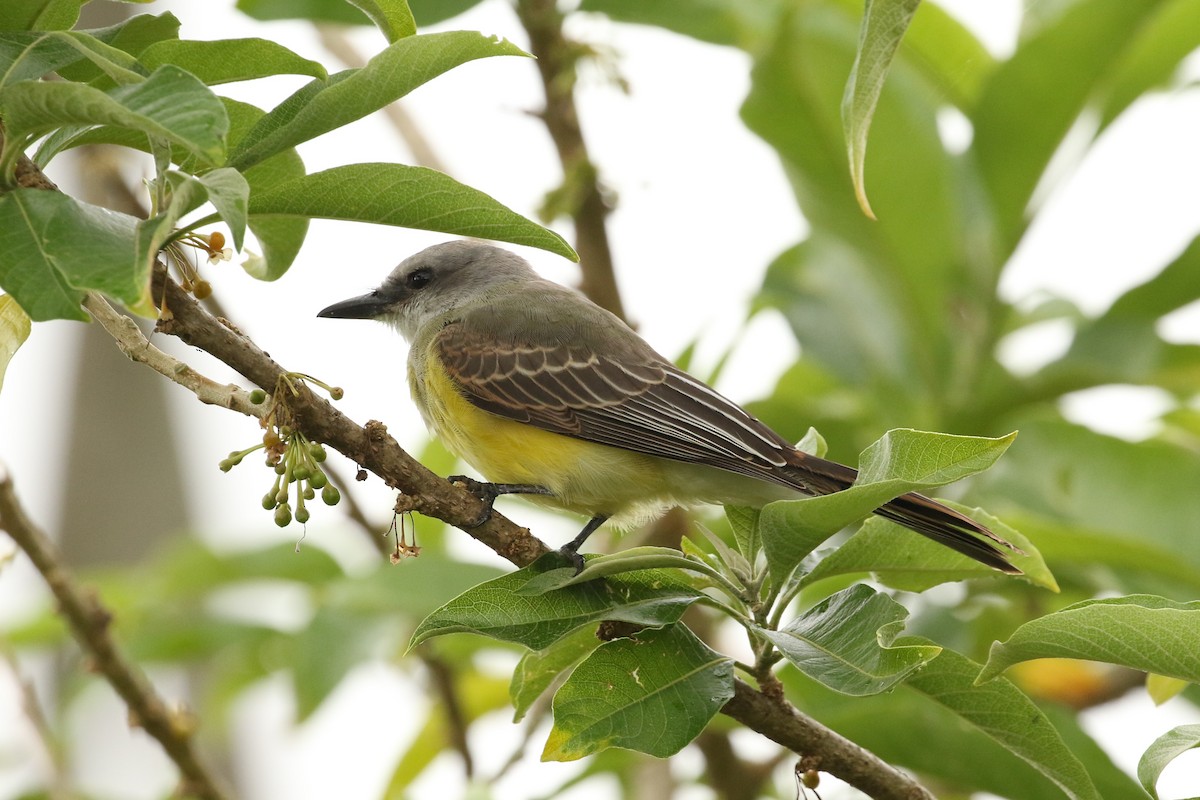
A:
448,476,552,527
557,515,609,576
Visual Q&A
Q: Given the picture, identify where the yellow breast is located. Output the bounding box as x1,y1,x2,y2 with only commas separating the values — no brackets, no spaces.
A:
412,351,666,518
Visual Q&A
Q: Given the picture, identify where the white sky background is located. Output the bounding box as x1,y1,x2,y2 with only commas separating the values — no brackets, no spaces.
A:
2,0,1200,798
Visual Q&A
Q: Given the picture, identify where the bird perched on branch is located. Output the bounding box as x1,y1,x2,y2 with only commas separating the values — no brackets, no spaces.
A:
319,240,1020,574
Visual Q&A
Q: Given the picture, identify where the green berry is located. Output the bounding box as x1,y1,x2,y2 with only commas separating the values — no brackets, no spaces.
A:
321,484,340,506
303,485,315,500
249,389,267,404
262,492,277,510
329,387,344,400
295,505,311,524
293,464,311,482
218,459,234,472
308,443,327,462
308,470,327,490
274,503,292,527
274,462,286,475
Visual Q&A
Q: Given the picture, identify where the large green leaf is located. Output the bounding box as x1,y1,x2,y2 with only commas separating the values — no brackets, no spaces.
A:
970,0,1167,250
761,584,941,695
246,163,576,260
758,428,1016,585
223,97,308,279
0,293,31,395
841,0,920,219
409,553,704,651
1,63,227,165
138,38,327,85
510,625,601,722
1138,724,1200,800
972,420,1200,585
780,663,1143,799
56,12,181,87
289,605,389,720
0,0,82,32
978,595,1200,684
907,643,1103,800
543,625,734,761
0,189,137,321
238,0,484,27
228,30,528,170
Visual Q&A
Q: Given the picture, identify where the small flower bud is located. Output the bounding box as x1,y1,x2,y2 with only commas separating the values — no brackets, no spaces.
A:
262,492,277,510
329,387,344,400
295,505,310,524
308,443,326,462
249,389,267,404
308,470,327,490
321,484,340,506
193,280,212,300
274,503,292,527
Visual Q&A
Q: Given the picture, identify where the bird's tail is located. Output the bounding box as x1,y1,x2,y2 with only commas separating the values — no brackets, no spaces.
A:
785,453,1023,575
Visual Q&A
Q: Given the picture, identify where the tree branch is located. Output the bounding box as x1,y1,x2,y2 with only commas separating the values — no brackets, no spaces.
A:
514,0,626,322
149,269,549,569
0,465,230,800
722,680,934,800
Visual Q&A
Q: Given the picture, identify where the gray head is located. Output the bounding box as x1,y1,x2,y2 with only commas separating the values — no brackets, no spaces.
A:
317,240,540,340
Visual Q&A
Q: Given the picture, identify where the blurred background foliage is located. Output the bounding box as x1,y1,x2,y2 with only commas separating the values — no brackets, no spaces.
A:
3,0,1200,798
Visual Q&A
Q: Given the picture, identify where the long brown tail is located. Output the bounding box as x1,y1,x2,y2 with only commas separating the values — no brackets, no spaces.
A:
785,453,1023,575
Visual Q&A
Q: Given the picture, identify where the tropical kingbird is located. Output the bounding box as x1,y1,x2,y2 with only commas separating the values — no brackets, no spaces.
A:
318,240,1020,574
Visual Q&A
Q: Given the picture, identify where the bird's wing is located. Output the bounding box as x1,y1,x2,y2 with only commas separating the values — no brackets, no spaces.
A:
433,308,824,490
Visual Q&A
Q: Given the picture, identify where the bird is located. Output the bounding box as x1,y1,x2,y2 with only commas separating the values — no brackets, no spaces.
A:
318,240,1021,575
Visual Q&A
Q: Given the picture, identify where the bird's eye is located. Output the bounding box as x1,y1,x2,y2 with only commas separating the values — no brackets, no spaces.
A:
406,268,433,290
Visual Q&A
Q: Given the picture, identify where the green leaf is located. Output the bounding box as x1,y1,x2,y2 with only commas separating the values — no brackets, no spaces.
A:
1096,0,1200,129
803,504,1057,592
0,189,137,321
520,546,721,594
237,0,482,27
758,428,1015,586
138,38,327,85
978,595,1200,685
579,0,782,50
56,12,181,87
841,0,920,218
0,31,84,87
761,584,940,695
0,0,82,32
724,505,760,559
193,168,250,250
1138,724,1200,800
906,642,1103,800
1,64,227,166
228,30,529,170
0,294,31,395
409,553,704,651
344,0,416,42
133,168,249,296
1035,233,1200,393
971,0,1166,249
543,625,734,761
510,626,600,722
1146,673,1189,706
224,97,309,280
972,420,1200,591
246,163,576,260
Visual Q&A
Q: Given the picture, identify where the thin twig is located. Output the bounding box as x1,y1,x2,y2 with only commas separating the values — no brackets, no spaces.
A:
82,292,264,419
514,0,626,321
315,25,448,173
0,465,230,800
0,644,71,800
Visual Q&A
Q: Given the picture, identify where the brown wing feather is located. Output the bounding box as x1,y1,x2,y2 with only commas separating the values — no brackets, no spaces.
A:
435,320,802,485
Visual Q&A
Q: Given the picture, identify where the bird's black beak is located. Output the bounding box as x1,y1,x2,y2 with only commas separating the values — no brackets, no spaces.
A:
317,291,389,320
